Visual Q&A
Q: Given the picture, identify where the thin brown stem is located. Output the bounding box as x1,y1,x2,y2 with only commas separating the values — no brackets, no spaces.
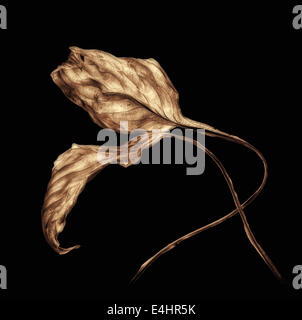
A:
130,131,281,284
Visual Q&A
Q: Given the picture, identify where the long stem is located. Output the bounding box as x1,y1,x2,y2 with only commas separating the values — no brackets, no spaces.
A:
130,131,282,283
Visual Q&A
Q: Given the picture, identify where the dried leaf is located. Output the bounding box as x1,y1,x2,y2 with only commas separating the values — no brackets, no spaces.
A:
42,134,163,254
51,46,218,133
42,144,104,254
42,47,282,282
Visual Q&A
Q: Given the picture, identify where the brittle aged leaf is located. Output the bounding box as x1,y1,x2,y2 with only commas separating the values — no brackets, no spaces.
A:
51,47,218,133
42,134,163,255
42,47,282,282
42,144,104,254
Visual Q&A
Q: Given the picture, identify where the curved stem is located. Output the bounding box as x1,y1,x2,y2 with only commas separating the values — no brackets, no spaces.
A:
130,131,282,283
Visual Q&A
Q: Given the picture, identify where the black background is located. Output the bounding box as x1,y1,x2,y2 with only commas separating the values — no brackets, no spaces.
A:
0,0,301,306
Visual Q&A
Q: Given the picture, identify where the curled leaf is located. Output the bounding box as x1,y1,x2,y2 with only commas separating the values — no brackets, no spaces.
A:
42,47,282,282
42,134,163,254
51,46,219,133
51,47,177,132
42,144,105,254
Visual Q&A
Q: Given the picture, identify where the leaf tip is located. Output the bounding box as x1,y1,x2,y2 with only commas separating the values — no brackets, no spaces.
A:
56,244,81,255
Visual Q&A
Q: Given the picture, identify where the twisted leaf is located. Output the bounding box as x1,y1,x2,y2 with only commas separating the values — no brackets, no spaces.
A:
42,47,282,282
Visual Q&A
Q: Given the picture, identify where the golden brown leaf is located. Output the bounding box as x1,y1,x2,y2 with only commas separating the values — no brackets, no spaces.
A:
42,47,282,283
42,134,163,254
